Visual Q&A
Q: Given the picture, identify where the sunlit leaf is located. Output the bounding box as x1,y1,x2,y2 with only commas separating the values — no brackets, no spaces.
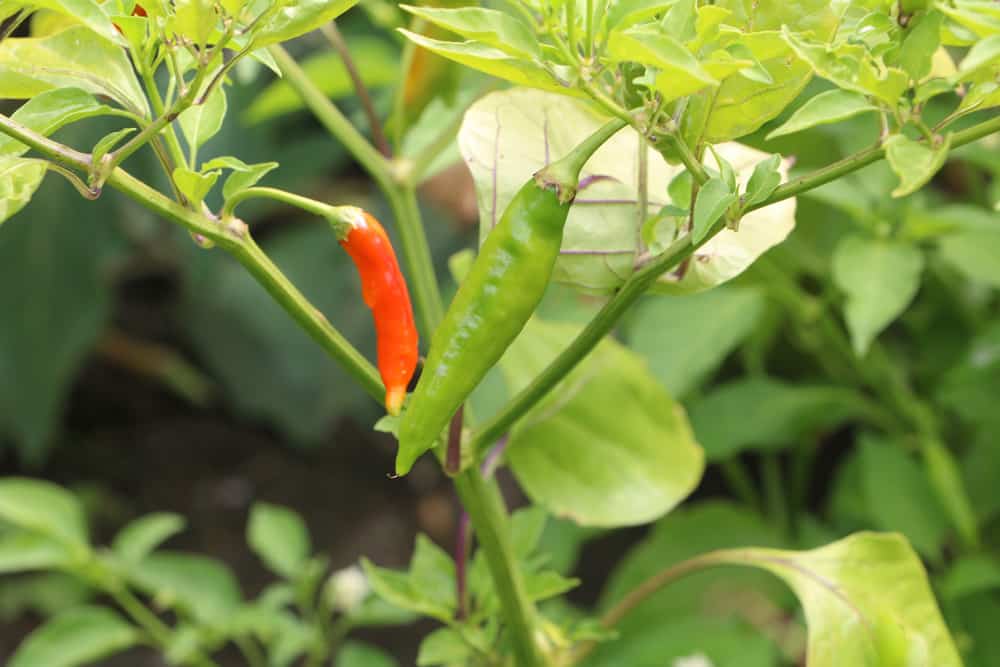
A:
501,319,704,527
0,27,148,114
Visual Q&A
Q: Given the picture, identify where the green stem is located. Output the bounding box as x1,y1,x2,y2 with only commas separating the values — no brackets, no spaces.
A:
268,44,394,193
585,0,595,59
230,237,384,401
468,232,697,455
542,117,628,187
454,468,546,667
222,185,338,220
320,21,390,157
465,114,1000,455
747,113,1000,213
268,44,445,335
234,636,267,667
662,132,709,185
0,113,91,170
385,185,446,333
90,167,384,402
108,587,220,667
719,459,762,510
761,454,788,536
565,0,577,58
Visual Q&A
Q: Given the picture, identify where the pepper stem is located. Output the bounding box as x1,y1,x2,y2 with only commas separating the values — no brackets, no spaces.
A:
534,117,628,204
221,186,361,241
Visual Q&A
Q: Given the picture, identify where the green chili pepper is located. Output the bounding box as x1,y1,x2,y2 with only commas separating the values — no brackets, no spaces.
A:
396,118,627,475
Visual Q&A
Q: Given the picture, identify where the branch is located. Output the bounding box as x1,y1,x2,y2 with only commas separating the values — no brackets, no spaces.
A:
466,113,1000,457
320,22,391,158
0,113,385,404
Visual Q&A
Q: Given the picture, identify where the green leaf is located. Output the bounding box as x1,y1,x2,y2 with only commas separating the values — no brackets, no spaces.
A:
885,132,952,198
173,166,219,206
244,38,398,124
503,319,704,527
398,30,567,94
743,153,782,207
178,86,227,152
781,29,908,105
9,606,139,667
247,502,311,579
590,501,787,667
91,127,136,164
32,0,119,43
171,0,216,47
0,572,93,617
0,478,88,547
692,176,736,243
606,27,717,102
689,377,863,461
0,531,74,573
127,552,242,623
0,157,47,225
200,156,279,200
0,88,110,158
832,235,924,355
252,0,359,48
937,319,1000,429
940,555,1000,600
400,5,539,58
766,89,878,139
737,533,963,667
911,205,1000,287
409,535,456,613
112,513,186,563
460,88,795,295
0,168,117,461
898,10,943,80
337,641,399,667
627,286,766,397
0,27,147,114
361,562,452,622
920,437,979,548
416,627,471,666
859,435,950,558
956,34,1000,78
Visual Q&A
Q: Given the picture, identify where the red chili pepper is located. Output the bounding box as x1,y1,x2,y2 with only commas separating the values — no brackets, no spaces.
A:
338,212,419,416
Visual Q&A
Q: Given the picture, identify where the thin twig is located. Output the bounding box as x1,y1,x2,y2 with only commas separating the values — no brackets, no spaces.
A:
320,22,391,157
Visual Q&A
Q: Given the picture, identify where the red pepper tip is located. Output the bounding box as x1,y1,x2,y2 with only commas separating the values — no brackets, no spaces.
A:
385,386,407,417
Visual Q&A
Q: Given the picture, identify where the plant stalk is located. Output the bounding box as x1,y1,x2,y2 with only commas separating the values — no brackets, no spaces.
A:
453,468,547,667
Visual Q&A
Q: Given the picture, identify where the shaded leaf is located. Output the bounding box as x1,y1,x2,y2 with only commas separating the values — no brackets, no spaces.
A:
247,502,311,579
885,132,952,197
627,286,765,396
127,552,242,623
832,235,924,355
112,512,186,563
689,377,863,461
9,606,138,667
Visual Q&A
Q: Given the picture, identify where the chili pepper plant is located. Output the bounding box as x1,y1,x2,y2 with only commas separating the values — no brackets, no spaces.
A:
1,1,999,666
